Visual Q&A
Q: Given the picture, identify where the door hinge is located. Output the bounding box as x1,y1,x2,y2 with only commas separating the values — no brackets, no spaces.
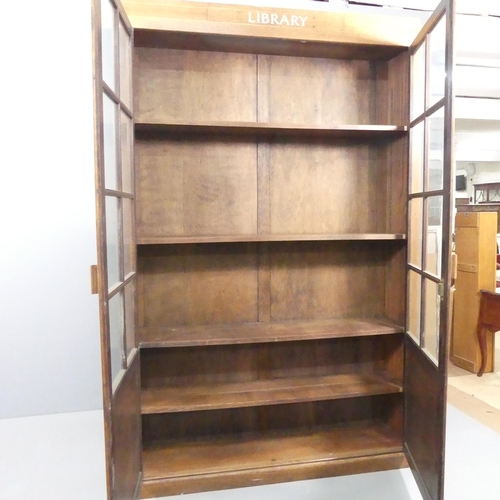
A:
438,282,445,300
90,265,99,295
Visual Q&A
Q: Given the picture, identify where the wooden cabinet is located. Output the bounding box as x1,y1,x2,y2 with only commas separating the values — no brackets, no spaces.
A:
92,2,456,500
451,212,497,373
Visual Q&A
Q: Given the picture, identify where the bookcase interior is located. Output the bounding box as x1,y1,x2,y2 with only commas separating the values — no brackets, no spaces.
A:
132,31,409,498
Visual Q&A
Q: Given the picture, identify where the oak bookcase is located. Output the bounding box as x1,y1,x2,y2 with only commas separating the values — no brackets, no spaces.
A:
134,27,409,498
92,2,455,500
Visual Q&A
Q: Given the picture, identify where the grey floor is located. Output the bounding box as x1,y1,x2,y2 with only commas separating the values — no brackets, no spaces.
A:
0,405,499,500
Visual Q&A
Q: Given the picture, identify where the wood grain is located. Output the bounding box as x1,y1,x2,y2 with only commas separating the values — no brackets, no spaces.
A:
140,336,402,387
141,372,402,413
139,317,404,347
268,141,389,234
134,47,257,123
142,422,402,480
268,241,389,321
140,451,407,498
137,243,259,328
135,138,257,240
258,56,380,125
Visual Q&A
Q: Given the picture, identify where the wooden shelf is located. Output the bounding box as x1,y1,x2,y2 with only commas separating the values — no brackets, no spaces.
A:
135,121,407,139
141,372,402,414
141,423,404,497
137,233,406,245
139,317,404,348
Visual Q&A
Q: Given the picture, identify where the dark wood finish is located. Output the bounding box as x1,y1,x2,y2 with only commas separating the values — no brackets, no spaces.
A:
134,48,257,123
95,1,451,498
403,2,454,500
404,338,446,500
135,135,404,241
135,138,258,241
139,319,404,349
141,372,402,414
258,56,388,126
474,182,500,204
140,335,403,409
111,353,142,500
141,453,408,498
137,233,406,245
91,1,114,497
477,290,500,377
135,121,407,137
139,406,404,497
140,452,407,498
143,423,401,478
136,241,404,330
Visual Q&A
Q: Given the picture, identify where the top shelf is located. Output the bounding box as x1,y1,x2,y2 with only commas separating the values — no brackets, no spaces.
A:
135,121,407,139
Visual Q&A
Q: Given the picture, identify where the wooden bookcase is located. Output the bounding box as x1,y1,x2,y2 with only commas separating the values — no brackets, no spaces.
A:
133,27,410,497
92,2,455,500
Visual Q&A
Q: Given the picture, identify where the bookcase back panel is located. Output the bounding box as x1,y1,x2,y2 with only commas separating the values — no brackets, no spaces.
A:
136,137,398,239
268,241,388,321
134,47,398,127
137,243,259,327
142,396,401,444
141,336,402,388
258,56,383,125
137,241,401,328
134,48,257,123
136,138,258,239
266,140,387,234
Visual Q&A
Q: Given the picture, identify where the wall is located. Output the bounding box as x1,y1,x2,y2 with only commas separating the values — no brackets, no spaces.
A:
0,0,101,418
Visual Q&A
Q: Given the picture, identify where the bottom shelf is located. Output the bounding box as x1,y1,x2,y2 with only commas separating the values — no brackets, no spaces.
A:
141,422,405,498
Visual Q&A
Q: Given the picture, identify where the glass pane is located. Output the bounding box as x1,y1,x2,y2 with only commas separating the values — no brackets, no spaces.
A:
422,278,440,365
428,15,446,109
411,41,426,121
425,196,443,277
409,198,423,268
109,292,124,383
103,93,118,190
121,110,133,193
410,120,424,194
119,20,132,110
124,281,136,358
106,196,121,289
407,270,421,345
427,108,444,191
101,0,116,91
123,198,135,275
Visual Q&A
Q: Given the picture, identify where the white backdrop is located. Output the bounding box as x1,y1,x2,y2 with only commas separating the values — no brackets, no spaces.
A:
0,0,101,418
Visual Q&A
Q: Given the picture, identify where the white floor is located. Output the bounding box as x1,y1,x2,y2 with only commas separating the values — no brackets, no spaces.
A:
0,405,499,500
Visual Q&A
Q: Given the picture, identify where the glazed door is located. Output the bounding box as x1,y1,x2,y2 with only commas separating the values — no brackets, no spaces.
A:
92,0,141,499
405,1,455,500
